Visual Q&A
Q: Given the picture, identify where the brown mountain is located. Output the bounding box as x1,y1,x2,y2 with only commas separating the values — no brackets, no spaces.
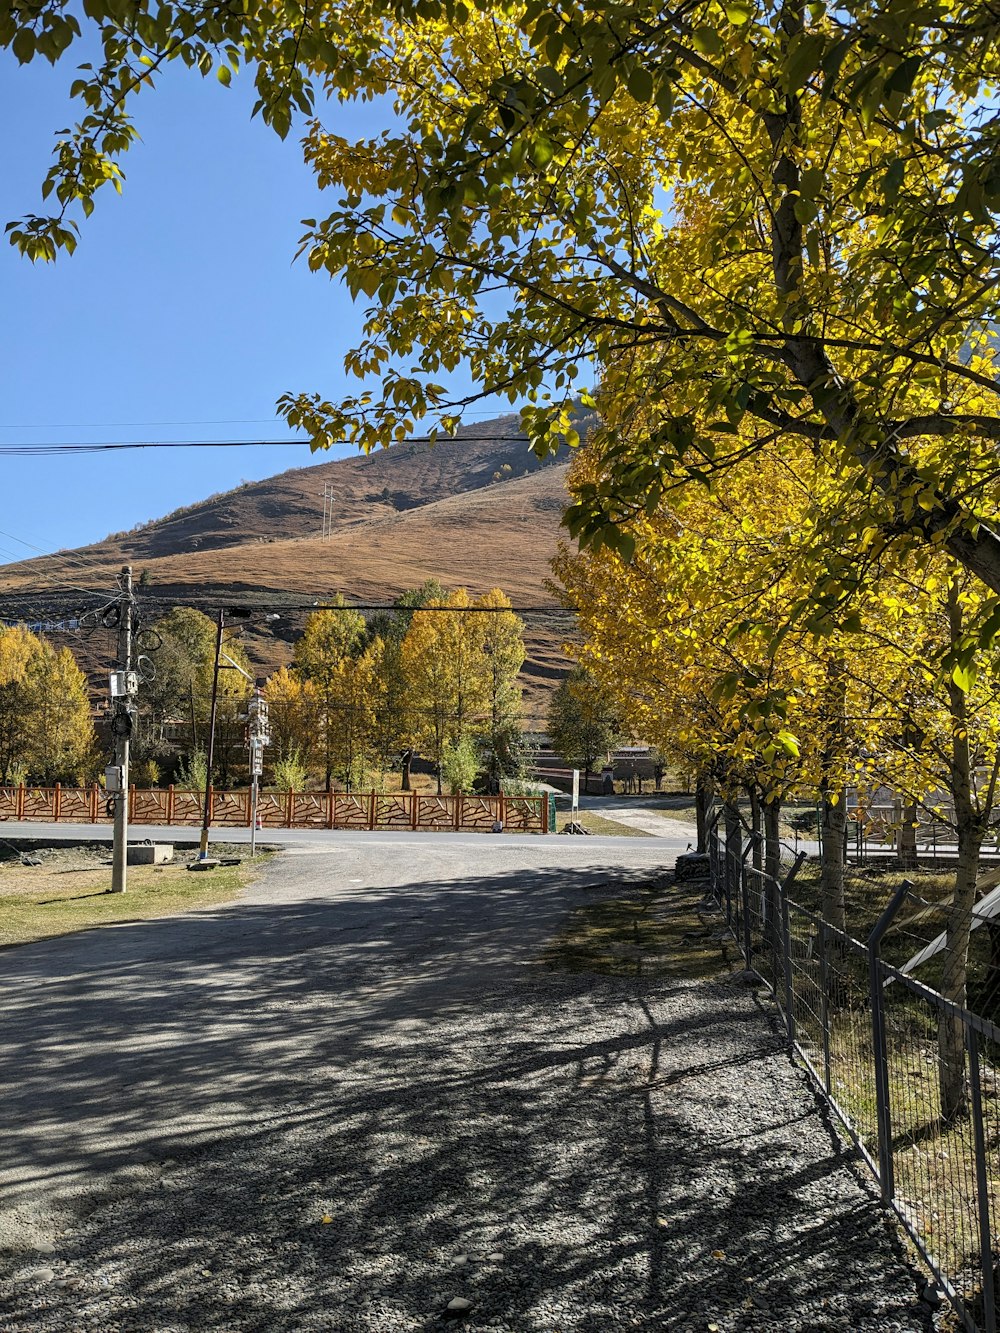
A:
0,415,586,717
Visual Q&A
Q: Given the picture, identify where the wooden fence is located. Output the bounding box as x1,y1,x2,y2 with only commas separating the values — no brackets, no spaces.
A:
0,785,550,835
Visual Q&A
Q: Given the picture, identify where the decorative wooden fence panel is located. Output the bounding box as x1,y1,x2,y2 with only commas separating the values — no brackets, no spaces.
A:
0,786,548,833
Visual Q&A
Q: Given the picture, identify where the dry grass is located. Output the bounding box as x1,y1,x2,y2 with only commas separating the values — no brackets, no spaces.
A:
544,879,728,979
555,810,652,838
0,845,262,948
0,432,578,715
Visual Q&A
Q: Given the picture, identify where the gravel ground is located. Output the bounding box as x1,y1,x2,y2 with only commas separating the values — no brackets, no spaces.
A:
0,838,935,1332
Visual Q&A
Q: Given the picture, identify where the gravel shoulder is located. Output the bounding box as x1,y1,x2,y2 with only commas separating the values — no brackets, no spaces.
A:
0,838,933,1331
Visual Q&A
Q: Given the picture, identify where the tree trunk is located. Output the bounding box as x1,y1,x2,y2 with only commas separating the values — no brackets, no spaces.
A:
749,785,763,872
820,790,847,933
897,802,919,869
724,799,742,909
938,821,980,1121
400,748,412,792
695,770,713,853
819,658,847,931
938,579,981,1121
764,797,782,946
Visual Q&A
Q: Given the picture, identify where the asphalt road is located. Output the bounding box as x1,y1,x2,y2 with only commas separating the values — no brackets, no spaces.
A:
0,830,685,1245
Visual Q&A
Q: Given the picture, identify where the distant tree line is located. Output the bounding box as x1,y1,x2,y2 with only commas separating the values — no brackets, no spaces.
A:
0,584,531,794
0,625,96,785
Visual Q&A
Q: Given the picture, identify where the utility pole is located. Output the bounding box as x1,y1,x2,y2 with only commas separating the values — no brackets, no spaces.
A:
321,482,333,540
109,566,136,894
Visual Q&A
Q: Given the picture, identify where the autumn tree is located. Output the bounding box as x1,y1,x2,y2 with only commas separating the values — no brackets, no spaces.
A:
547,666,621,796
263,665,318,778
0,626,96,784
137,606,218,768
294,600,368,789
0,626,40,783
12,3,1000,608
399,588,489,793
24,640,97,784
366,581,448,789
476,588,527,793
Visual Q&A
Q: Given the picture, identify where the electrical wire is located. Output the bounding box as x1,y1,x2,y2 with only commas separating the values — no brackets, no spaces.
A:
0,435,533,455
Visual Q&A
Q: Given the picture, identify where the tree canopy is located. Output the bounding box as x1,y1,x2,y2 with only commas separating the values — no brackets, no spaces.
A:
10,1,1000,603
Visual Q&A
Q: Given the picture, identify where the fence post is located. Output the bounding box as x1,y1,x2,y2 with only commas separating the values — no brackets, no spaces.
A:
780,882,796,1044
454,794,461,831
286,787,294,828
167,784,175,826
967,1023,998,1331
742,834,761,965
868,878,912,1205
736,837,753,942
53,782,61,822
818,921,832,1095
91,781,99,823
368,790,376,831
16,783,24,821
411,793,419,830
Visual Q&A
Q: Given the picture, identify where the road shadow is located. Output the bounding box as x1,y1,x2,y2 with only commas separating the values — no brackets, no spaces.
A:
0,858,930,1330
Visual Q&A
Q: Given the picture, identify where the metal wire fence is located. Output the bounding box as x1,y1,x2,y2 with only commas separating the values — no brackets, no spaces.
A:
708,815,1000,1332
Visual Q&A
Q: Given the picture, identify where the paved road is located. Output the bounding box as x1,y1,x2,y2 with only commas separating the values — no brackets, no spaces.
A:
0,832,683,1236
0,832,931,1332
0,821,690,850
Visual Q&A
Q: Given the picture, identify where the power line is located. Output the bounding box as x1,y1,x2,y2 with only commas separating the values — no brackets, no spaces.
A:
0,408,525,429
0,435,534,456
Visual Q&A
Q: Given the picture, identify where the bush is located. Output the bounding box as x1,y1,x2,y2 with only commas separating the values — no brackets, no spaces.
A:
440,735,480,794
177,750,208,793
271,749,308,792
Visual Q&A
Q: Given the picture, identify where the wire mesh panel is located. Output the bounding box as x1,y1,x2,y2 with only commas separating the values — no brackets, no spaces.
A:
707,829,1000,1330
876,963,1000,1326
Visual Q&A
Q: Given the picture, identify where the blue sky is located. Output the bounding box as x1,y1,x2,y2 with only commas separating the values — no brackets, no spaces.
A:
0,55,497,571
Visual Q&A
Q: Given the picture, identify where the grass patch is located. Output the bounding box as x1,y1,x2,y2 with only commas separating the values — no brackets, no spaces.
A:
0,852,264,948
555,811,652,837
544,878,728,978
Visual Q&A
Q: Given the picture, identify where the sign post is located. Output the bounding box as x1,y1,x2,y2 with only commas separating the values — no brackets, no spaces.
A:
246,687,270,857
572,768,579,816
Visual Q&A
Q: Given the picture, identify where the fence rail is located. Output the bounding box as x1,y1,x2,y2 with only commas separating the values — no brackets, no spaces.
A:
0,784,549,835
709,818,1000,1332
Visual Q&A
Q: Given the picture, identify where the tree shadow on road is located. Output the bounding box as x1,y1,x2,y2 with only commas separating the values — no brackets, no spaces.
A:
0,859,930,1331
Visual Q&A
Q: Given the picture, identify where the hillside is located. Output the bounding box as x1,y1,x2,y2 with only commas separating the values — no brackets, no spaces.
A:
0,414,588,714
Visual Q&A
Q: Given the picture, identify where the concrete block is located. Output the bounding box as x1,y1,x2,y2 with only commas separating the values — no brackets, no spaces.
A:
127,843,174,866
